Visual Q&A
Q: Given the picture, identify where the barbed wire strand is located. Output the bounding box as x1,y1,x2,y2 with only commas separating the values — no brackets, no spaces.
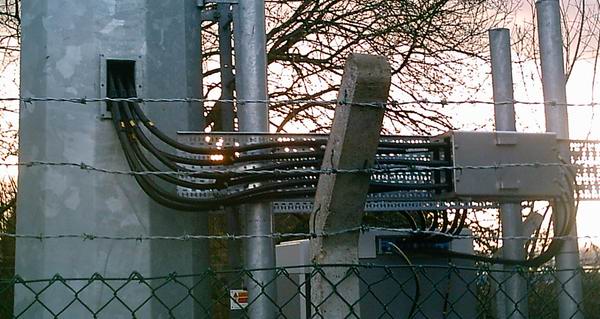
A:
3,160,599,176
1,226,599,242
0,98,598,245
2,96,600,108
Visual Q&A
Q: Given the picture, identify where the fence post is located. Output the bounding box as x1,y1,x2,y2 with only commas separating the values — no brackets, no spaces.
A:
216,5,244,309
310,54,391,318
233,0,276,318
489,28,529,319
535,1,584,318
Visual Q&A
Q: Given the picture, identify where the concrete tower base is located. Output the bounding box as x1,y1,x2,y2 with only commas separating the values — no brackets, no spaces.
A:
16,1,208,317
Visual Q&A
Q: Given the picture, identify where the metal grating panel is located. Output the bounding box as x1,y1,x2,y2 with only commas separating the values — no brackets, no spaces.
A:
271,200,497,214
571,139,600,200
174,132,600,212
175,132,450,212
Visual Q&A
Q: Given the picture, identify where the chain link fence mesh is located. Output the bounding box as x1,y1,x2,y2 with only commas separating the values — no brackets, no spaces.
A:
0,264,598,318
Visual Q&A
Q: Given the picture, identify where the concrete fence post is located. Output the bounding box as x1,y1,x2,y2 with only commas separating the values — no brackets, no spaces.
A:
310,53,391,318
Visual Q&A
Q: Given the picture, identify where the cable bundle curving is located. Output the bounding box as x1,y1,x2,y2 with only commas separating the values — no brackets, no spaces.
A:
107,73,453,212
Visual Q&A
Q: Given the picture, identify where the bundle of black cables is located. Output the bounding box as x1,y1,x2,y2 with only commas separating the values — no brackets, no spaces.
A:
108,73,577,267
107,74,452,211
417,194,578,267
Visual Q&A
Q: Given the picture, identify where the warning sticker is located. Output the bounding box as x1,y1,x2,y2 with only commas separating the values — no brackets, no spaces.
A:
230,289,249,310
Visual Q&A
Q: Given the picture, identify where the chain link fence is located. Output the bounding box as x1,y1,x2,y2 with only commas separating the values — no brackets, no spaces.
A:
1,263,598,318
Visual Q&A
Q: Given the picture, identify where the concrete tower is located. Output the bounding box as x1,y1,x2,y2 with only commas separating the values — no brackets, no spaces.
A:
16,1,207,317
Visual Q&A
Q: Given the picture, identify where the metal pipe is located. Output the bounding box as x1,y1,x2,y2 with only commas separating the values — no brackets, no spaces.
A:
489,28,528,319
216,6,243,302
233,0,269,132
490,29,517,132
233,0,276,318
535,1,584,319
217,3,235,131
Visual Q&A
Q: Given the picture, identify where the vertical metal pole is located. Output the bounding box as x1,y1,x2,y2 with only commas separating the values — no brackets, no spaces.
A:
489,28,528,319
233,0,276,318
216,5,243,300
491,28,517,132
217,3,235,131
536,1,584,319
233,0,269,132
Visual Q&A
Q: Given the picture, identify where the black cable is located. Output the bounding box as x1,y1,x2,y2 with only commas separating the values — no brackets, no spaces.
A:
130,99,451,160
129,100,234,155
125,103,452,191
419,199,575,267
453,209,467,236
429,211,439,232
123,100,235,167
399,212,419,231
119,107,322,205
125,123,226,190
109,75,325,207
110,98,212,210
415,211,427,231
123,97,452,186
107,70,457,210
388,242,420,319
446,209,461,234
440,208,449,233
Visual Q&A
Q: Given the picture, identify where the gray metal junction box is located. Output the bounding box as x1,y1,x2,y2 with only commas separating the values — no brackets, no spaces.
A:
440,131,562,200
273,231,477,319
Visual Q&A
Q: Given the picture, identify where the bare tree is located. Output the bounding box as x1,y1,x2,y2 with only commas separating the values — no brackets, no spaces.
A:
0,176,16,316
202,0,515,133
0,0,19,65
0,1,18,294
511,0,600,86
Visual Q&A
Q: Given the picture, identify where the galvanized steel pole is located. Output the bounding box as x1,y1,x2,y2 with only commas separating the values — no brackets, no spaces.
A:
536,1,584,318
489,28,528,319
233,0,276,318
216,5,243,303
490,29,517,131
217,3,235,131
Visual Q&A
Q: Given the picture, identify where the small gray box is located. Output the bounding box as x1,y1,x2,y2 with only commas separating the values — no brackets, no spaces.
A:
443,131,562,199
275,233,477,319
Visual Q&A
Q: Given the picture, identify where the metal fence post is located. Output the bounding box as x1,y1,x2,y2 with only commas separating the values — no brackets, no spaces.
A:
535,1,584,318
233,0,276,318
489,28,529,319
215,4,243,302
217,3,235,131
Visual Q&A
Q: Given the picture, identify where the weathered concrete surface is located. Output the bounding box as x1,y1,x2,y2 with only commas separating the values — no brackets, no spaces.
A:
17,1,207,317
310,54,391,318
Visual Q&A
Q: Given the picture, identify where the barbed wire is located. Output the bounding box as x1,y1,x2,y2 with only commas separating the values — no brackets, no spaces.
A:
1,160,595,176
1,96,600,108
0,226,597,242
1,98,598,247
